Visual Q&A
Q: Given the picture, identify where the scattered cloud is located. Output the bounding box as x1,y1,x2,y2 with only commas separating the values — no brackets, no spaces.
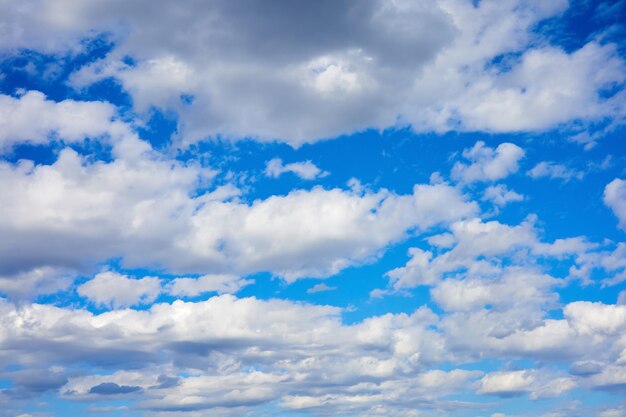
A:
167,274,252,297
0,91,124,151
605,179,626,230
77,271,161,309
528,161,585,181
264,158,328,180
0,148,477,281
452,141,525,183
482,184,524,206
307,283,336,294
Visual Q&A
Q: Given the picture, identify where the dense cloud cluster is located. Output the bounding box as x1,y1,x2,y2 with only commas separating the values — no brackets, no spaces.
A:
0,115,477,286
2,0,625,145
1,290,626,415
0,0,625,416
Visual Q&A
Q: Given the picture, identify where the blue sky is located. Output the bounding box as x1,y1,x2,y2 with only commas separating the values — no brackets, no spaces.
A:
0,1,626,416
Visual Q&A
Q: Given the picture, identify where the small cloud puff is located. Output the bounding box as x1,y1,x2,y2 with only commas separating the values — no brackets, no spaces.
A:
265,158,329,180
605,178,626,230
452,141,525,184
307,283,336,294
482,184,524,207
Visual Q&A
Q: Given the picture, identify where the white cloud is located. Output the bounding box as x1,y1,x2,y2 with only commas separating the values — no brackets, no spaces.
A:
528,161,585,181
385,217,539,289
384,216,597,292
0,293,623,414
425,232,455,248
477,369,576,400
438,294,626,366
477,370,535,396
605,179,626,230
167,274,252,297
60,0,457,145
447,42,626,133
0,295,457,413
2,0,621,145
431,268,557,312
0,91,119,150
75,56,197,112
307,283,336,294
482,184,524,206
0,2,625,414
77,271,161,309
591,365,626,392
0,145,477,285
559,241,626,286
386,247,438,288
264,158,328,180
452,141,525,183
375,216,620,366
188,182,476,281
564,302,626,336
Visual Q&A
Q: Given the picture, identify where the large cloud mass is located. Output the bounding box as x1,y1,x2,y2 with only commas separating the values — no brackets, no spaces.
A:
2,0,623,145
0,128,477,285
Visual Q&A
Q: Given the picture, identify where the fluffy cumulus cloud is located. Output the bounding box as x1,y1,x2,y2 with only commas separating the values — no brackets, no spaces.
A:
0,296,454,411
383,216,562,289
0,290,624,414
0,91,119,150
477,369,576,400
452,141,525,183
0,0,623,145
0,1,625,416
447,42,625,133
77,271,161,308
0,141,477,282
482,184,524,206
477,370,537,397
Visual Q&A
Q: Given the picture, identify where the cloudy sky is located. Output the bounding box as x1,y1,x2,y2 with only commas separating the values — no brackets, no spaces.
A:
0,0,626,416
